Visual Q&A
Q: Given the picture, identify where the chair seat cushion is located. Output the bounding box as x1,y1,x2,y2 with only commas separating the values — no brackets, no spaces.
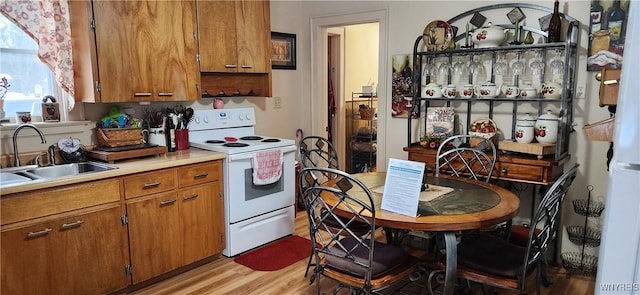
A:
457,233,527,279
325,236,408,278
509,225,541,247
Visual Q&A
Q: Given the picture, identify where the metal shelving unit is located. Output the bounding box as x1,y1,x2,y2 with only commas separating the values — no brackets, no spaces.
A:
350,92,377,173
407,3,580,161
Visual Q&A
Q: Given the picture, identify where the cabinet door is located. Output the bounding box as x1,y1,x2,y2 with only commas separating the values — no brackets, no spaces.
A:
197,0,270,73
152,0,200,101
52,205,130,294
197,1,238,72
92,1,200,102
211,181,225,253
235,0,270,73
1,205,129,295
127,191,182,283
1,221,55,294
180,183,217,264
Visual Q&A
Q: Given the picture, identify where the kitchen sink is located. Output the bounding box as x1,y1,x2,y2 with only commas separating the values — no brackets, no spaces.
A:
1,172,38,187
24,162,118,179
0,162,118,188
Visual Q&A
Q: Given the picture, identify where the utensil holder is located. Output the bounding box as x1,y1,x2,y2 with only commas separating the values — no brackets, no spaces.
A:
175,129,190,150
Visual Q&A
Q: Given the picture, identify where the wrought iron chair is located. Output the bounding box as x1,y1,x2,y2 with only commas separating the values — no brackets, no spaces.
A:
299,167,419,294
435,134,509,239
427,164,579,295
435,134,497,182
297,135,339,171
297,136,370,277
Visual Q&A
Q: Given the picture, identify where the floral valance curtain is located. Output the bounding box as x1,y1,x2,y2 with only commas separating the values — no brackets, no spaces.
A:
1,0,75,99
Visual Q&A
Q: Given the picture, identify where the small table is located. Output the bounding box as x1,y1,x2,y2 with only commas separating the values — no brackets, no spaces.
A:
327,172,520,295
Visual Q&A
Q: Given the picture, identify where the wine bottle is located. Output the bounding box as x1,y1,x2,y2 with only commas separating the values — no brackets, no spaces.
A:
165,116,176,152
590,0,604,35
606,0,626,45
547,0,562,43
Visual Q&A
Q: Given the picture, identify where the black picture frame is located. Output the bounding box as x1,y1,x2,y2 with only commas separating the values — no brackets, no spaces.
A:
271,32,296,70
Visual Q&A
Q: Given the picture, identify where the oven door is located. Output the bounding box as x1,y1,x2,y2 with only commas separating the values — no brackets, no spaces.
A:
225,145,296,223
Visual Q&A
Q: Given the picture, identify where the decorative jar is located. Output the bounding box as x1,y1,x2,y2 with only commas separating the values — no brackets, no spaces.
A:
471,22,508,48
535,110,559,144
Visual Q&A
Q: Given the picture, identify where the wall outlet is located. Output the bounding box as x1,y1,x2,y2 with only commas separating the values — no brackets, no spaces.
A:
273,97,282,109
576,84,586,99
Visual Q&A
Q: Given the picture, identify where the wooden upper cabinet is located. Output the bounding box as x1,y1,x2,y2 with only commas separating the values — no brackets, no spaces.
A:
198,0,270,73
90,0,200,102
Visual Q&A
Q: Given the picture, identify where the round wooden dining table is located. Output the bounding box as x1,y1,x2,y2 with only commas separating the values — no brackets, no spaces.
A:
325,172,520,295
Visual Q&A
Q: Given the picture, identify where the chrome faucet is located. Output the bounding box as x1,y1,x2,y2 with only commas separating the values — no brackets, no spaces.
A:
12,123,47,167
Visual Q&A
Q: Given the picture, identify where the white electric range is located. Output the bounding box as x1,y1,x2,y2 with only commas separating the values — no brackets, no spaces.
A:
189,108,296,257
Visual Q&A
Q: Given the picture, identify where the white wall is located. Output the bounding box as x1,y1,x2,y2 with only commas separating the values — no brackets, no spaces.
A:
274,0,613,258
345,23,379,95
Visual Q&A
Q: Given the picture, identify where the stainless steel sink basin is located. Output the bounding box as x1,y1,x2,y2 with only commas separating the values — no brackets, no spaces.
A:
1,172,36,187
0,162,118,188
24,162,117,179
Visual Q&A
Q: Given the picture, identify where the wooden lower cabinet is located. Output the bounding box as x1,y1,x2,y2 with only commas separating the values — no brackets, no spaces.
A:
405,146,568,185
1,160,224,292
127,191,183,283
126,160,224,284
1,204,129,295
181,183,222,265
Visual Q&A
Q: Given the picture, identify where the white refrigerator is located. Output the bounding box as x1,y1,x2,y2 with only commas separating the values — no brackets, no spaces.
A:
595,1,640,293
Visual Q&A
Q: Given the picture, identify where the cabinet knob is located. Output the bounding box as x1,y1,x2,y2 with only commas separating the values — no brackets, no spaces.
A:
241,65,254,69
225,64,238,68
134,92,152,97
501,168,508,174
158,92,174,96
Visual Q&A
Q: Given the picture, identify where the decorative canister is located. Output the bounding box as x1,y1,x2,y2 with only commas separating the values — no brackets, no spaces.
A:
422,82,443,98
515,113,536,143
535,110,559,144
515,124,534,143
542,81,562,99
516,113,536,127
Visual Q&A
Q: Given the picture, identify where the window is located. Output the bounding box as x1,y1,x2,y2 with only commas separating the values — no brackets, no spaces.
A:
1,15,69,121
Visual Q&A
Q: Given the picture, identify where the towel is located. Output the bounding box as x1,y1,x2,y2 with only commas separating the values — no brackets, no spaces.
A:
252,149,283,185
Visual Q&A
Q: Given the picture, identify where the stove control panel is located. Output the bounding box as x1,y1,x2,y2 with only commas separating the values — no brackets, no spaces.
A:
189,108,256,130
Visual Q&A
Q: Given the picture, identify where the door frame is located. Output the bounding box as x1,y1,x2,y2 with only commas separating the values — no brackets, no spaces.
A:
310,9,388,170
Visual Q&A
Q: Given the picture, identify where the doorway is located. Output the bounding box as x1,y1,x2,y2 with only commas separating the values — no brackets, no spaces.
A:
311,10,388,171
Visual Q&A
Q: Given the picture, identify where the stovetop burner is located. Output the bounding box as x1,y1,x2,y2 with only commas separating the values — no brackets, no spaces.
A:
223,142,250,147
240,136,263,140
206,140,225,144
262,138,281,142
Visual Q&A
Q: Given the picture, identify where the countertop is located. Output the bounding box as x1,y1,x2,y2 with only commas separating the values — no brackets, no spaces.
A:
1,148,226,195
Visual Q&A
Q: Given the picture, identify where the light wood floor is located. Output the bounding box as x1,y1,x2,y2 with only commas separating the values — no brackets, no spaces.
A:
130,210,596,295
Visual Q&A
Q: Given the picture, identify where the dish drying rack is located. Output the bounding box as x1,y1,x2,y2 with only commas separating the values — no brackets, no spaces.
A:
561,185,604,276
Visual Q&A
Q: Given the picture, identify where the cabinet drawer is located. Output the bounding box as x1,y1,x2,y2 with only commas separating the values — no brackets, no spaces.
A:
496,163,544,182
178,161,221,188
124,169,177,199
1,179,120,225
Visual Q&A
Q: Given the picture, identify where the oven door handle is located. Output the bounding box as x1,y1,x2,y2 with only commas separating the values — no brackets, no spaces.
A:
227,145,296,161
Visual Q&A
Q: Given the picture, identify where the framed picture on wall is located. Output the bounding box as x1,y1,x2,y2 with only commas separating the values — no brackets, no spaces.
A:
271,32,296,70
391,54,417,119
587,0,629,71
